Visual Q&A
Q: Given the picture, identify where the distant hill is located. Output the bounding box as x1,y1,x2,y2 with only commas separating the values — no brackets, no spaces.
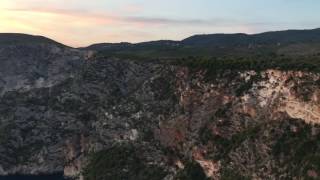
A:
2,29,320,59
182,28,320,47
0,33,67,47
181,33,249,47
85,28,320,59
84,42,132,51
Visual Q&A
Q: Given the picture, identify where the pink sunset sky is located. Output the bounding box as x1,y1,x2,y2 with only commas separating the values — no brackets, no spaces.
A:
0,0,319,47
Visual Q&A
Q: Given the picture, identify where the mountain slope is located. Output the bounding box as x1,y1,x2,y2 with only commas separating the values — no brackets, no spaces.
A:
0,33,67,47
1,31,320,180
85,28,320,59
182,28,320,46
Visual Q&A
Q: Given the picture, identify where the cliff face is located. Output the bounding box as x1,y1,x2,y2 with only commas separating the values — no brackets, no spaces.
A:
170,68,320,179
1,43,320,179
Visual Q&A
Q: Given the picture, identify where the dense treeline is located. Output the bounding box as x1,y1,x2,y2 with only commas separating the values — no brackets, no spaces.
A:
93,48,320,73
172,54,320,73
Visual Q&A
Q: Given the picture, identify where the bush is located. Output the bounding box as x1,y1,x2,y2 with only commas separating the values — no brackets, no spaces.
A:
174,160,208,180
220,168,251,180
83,144,167,180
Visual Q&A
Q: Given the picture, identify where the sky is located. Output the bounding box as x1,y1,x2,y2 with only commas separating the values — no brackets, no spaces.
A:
0,0,319,47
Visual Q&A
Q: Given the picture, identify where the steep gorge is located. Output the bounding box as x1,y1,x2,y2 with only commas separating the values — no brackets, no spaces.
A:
0,35,320,180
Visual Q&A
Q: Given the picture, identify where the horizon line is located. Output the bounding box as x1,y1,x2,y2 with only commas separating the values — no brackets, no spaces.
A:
1,27,319,48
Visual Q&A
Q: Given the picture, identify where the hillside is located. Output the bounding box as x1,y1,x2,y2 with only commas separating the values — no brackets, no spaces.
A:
182,28,320,46
85,28,320,59
0,30,320,180
0,33,67,47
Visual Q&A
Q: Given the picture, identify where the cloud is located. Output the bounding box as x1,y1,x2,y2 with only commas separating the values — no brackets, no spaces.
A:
125,16,240,26
0,5,279,47
4,7,247,27
120,4,143,13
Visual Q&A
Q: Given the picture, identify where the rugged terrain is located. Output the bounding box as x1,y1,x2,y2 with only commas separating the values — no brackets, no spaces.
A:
1,31,320,180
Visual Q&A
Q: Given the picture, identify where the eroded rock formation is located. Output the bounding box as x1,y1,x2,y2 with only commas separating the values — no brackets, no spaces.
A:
1,41,320,180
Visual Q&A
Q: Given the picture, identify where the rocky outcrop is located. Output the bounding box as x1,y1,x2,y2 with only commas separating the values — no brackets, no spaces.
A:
1,42,320,179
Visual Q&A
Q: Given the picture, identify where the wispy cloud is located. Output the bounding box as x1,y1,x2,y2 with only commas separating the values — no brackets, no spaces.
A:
1,0,319,46
0,3,282,47
4,7,250,27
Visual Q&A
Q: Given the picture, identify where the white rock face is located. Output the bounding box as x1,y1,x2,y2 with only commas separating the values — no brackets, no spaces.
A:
196,160,220,178
242,69,320,124
281,100,320,123
129,129,139,141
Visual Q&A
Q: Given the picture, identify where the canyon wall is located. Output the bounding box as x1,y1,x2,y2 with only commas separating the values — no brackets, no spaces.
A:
0,44,320,179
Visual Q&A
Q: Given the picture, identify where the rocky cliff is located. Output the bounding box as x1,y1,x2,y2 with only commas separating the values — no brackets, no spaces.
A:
1,35,320,180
